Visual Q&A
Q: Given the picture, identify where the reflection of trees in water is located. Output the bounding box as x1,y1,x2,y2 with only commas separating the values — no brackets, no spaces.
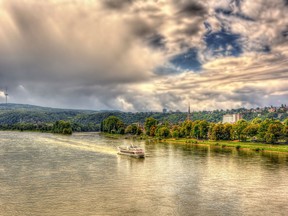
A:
260,151,288,166
235,149,258,158
209,145,233,155
144,140,288,167
180,144,209,157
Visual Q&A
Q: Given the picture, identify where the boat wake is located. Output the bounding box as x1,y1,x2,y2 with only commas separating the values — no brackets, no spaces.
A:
42,136,118,155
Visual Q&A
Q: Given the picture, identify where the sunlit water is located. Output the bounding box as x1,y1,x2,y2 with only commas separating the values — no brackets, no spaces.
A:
0,131,288,216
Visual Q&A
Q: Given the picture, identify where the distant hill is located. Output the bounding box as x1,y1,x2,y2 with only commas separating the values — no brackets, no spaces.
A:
0,103,287,127
0,103,94,112
0,103,96,125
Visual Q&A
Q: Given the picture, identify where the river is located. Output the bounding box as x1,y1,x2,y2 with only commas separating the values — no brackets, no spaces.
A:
0,131,288,216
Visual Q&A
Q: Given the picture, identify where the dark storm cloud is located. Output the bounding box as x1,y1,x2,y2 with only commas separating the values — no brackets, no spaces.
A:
220,86,266,107
215,8,255,22
102,0,136,10
127,17,156,37
123,4,168,49
177,1,207,17
125,18,166,50
148,34,166,49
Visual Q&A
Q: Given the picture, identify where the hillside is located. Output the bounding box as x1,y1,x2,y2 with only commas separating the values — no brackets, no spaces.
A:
0,103,95,112
0,103,287,128
0,103,95,125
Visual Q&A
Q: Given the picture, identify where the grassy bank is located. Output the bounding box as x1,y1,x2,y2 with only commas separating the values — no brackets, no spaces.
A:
161,138,288,153
101,133,288,153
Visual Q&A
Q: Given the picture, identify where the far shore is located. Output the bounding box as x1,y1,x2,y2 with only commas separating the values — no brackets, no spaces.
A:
101,133,288,154
163,138,288,154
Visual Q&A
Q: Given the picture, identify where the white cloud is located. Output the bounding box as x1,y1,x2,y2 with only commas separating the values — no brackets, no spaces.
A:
0,91,5,98
0,0,287,111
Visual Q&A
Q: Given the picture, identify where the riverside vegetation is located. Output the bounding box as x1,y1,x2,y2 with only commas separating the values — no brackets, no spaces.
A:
0,104,287,149
100,116,288,153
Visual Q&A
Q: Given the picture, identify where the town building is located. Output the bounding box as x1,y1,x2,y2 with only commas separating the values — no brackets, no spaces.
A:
268,107,277,113
222,113,243,123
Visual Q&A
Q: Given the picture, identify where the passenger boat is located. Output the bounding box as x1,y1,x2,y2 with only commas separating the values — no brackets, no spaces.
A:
117,144,145,158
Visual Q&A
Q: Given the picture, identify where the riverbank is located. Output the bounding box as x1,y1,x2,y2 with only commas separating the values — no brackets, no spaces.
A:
162,138,288,154
100,133,288,153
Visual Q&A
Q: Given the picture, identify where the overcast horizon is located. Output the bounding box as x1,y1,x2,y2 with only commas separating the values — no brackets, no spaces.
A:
0,0,287,112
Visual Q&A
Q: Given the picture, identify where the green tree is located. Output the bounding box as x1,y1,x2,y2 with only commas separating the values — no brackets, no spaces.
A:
125,124,142,135
171,125,180,138
232,119,248,141
125,124,137,134
257,119,273,142
251,117,262,124
243,124,259,139
282,119,288,143
156,126,171,138
208,122,215,140
150,125,156,137
144,117,158,136
210,123,224,141
265,121,283,144
52,120,72,135
199,120,209,139
191,120,201,139
182,120,193,137
101,116,124,134
223,123,233,140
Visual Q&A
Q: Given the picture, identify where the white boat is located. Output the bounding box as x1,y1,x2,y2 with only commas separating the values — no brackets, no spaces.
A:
117,144,145,158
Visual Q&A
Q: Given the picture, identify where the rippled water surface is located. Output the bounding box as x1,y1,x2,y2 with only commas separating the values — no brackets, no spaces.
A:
1,131,288,216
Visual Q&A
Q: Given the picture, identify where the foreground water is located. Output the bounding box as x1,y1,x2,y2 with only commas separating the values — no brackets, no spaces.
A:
0,131,288,216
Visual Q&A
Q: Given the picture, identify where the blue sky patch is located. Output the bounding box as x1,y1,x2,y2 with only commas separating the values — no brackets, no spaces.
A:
169,48,202,71
204,28,243,57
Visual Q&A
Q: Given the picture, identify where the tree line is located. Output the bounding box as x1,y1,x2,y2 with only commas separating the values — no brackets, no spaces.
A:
0,104,287,140
0,120,74,135
1,104,288,127
101,116,288,144
1,114,287,143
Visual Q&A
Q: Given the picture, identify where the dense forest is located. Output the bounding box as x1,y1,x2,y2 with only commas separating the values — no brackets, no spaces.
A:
0,103,287,138
101,116,288,144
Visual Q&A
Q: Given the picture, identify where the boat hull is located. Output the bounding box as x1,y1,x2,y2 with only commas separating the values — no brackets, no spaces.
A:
117,152,145,158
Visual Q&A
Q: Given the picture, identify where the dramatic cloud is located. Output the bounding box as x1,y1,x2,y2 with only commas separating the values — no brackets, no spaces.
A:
0,0,287,111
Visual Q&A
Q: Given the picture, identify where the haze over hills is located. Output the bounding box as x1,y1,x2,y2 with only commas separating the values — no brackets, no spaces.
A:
0,103,96,112
0,103,123,113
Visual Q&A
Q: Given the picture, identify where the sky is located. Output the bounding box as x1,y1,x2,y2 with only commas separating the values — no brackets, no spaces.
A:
0,0,287,112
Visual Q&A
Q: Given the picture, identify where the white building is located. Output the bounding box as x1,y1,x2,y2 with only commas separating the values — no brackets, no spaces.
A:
222,113,243,123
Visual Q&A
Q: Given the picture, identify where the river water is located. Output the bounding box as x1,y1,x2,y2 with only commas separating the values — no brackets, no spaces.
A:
0,131,288,216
